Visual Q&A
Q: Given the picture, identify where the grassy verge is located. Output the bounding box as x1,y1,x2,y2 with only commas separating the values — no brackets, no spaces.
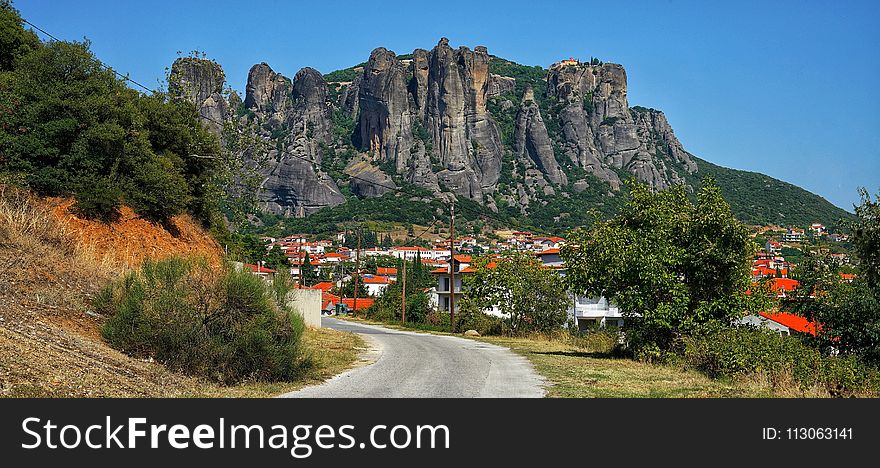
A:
335,315,792,398
473,334,769,398
184,326,366,398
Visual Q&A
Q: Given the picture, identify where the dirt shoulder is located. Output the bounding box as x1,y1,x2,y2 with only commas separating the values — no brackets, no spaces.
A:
0,187,363,398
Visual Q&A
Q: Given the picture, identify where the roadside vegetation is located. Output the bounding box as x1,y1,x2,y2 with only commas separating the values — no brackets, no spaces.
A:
351,180,880,397
97,257,312,385
0,3,364,397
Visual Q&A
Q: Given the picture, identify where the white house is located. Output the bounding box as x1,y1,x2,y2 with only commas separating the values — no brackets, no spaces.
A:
391,246,429,261
362,274,394,296
571,296,624,330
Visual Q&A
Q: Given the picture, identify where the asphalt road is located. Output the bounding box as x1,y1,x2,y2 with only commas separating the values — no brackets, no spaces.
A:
281,317,545,398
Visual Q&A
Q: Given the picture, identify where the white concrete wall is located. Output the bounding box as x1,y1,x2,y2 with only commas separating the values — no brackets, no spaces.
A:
286,289,322,328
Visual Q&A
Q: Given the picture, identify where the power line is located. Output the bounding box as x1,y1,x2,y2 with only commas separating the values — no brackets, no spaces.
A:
20,15,548,236
22,18,157,94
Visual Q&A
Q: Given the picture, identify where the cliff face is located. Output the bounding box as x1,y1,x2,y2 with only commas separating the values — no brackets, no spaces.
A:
169,57,229,135
171,40,705,220
351,39,504,205
546,61,697,191
171,59,345,216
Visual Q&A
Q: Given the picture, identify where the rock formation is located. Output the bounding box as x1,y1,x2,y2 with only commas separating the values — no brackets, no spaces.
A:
514,87,567,185
173,40,707,220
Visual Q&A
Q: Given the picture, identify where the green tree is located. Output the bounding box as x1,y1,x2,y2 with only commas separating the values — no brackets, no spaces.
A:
851,188,880,291
562,179,755,357
463,251,570,333
335,277,367,298
264,245,290,274
299,251,318,287
0,5,224,225
810,189,880,363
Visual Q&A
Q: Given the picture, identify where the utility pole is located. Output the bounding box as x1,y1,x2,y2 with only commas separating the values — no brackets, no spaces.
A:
353,226,362,315
401,260,407,323
296,236,302,289
449,200,455,332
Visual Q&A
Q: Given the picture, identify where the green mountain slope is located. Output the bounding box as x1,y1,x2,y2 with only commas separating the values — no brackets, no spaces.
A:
691,157,853,228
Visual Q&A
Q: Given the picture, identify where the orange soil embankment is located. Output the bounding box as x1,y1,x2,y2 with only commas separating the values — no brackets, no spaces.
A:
48,199,222,269
1,191,226,396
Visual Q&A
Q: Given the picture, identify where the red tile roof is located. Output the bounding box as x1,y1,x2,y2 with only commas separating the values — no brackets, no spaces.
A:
362,276,393,284
770,278,800,292
759,311,818,336
537,248,560,255
310,281,335,292
377,267,397,275
244,264,276,274
340,298,374,311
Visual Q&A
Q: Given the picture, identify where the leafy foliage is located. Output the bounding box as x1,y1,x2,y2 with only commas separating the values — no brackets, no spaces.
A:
805,190,880,364
682,327,879,396
463,251,570,333
562,179,757,357
98,257,311,384
0,5,223,225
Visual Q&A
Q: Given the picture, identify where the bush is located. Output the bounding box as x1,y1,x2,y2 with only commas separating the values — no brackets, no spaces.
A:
72,177,122,222
682,327,880,397
98,256,312,384
454,300,504,335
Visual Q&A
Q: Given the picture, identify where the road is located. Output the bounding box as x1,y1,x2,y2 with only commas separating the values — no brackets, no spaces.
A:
281,317,545,398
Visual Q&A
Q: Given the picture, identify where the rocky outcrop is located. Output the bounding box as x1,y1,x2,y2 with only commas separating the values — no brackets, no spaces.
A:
351,39,505,203
244,63,292,127
514,88,566,185
252,65,345,215
345,158,397,198
354,48,415,172
424,39,503,201
176,40,713,222
169,57,228,134
258,150,345,216
488,74,515,98
546,61,696,190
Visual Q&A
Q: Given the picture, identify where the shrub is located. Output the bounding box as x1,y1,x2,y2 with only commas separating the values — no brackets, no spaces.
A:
453,299,504,336
98,256,311,384
681,327,880,397
72,177,122,222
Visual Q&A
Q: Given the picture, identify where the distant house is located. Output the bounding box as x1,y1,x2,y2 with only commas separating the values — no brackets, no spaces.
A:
243,263,276,280
340,297,374,312
532,249,623,330
758,311,818,337
809,223,826,235
782,228,806,243
572,296,623,330
362,274,394,296
310,281,335,293
839,273,856,282
376,267,398,281
737,314,792,336
391,246,429,261
769,278,800,297
430,255,476,313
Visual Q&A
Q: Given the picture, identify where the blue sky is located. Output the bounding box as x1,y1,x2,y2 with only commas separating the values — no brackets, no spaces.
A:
16,0,880,211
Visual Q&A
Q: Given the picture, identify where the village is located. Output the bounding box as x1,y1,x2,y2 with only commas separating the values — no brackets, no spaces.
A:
237,220,856,337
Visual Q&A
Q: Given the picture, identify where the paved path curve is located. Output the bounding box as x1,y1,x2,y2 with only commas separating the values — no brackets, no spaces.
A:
281,318,545,398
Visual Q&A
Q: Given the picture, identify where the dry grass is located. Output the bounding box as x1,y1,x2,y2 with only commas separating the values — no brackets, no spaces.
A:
338,315,837,398
190,327,366,398
0,185,364,398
